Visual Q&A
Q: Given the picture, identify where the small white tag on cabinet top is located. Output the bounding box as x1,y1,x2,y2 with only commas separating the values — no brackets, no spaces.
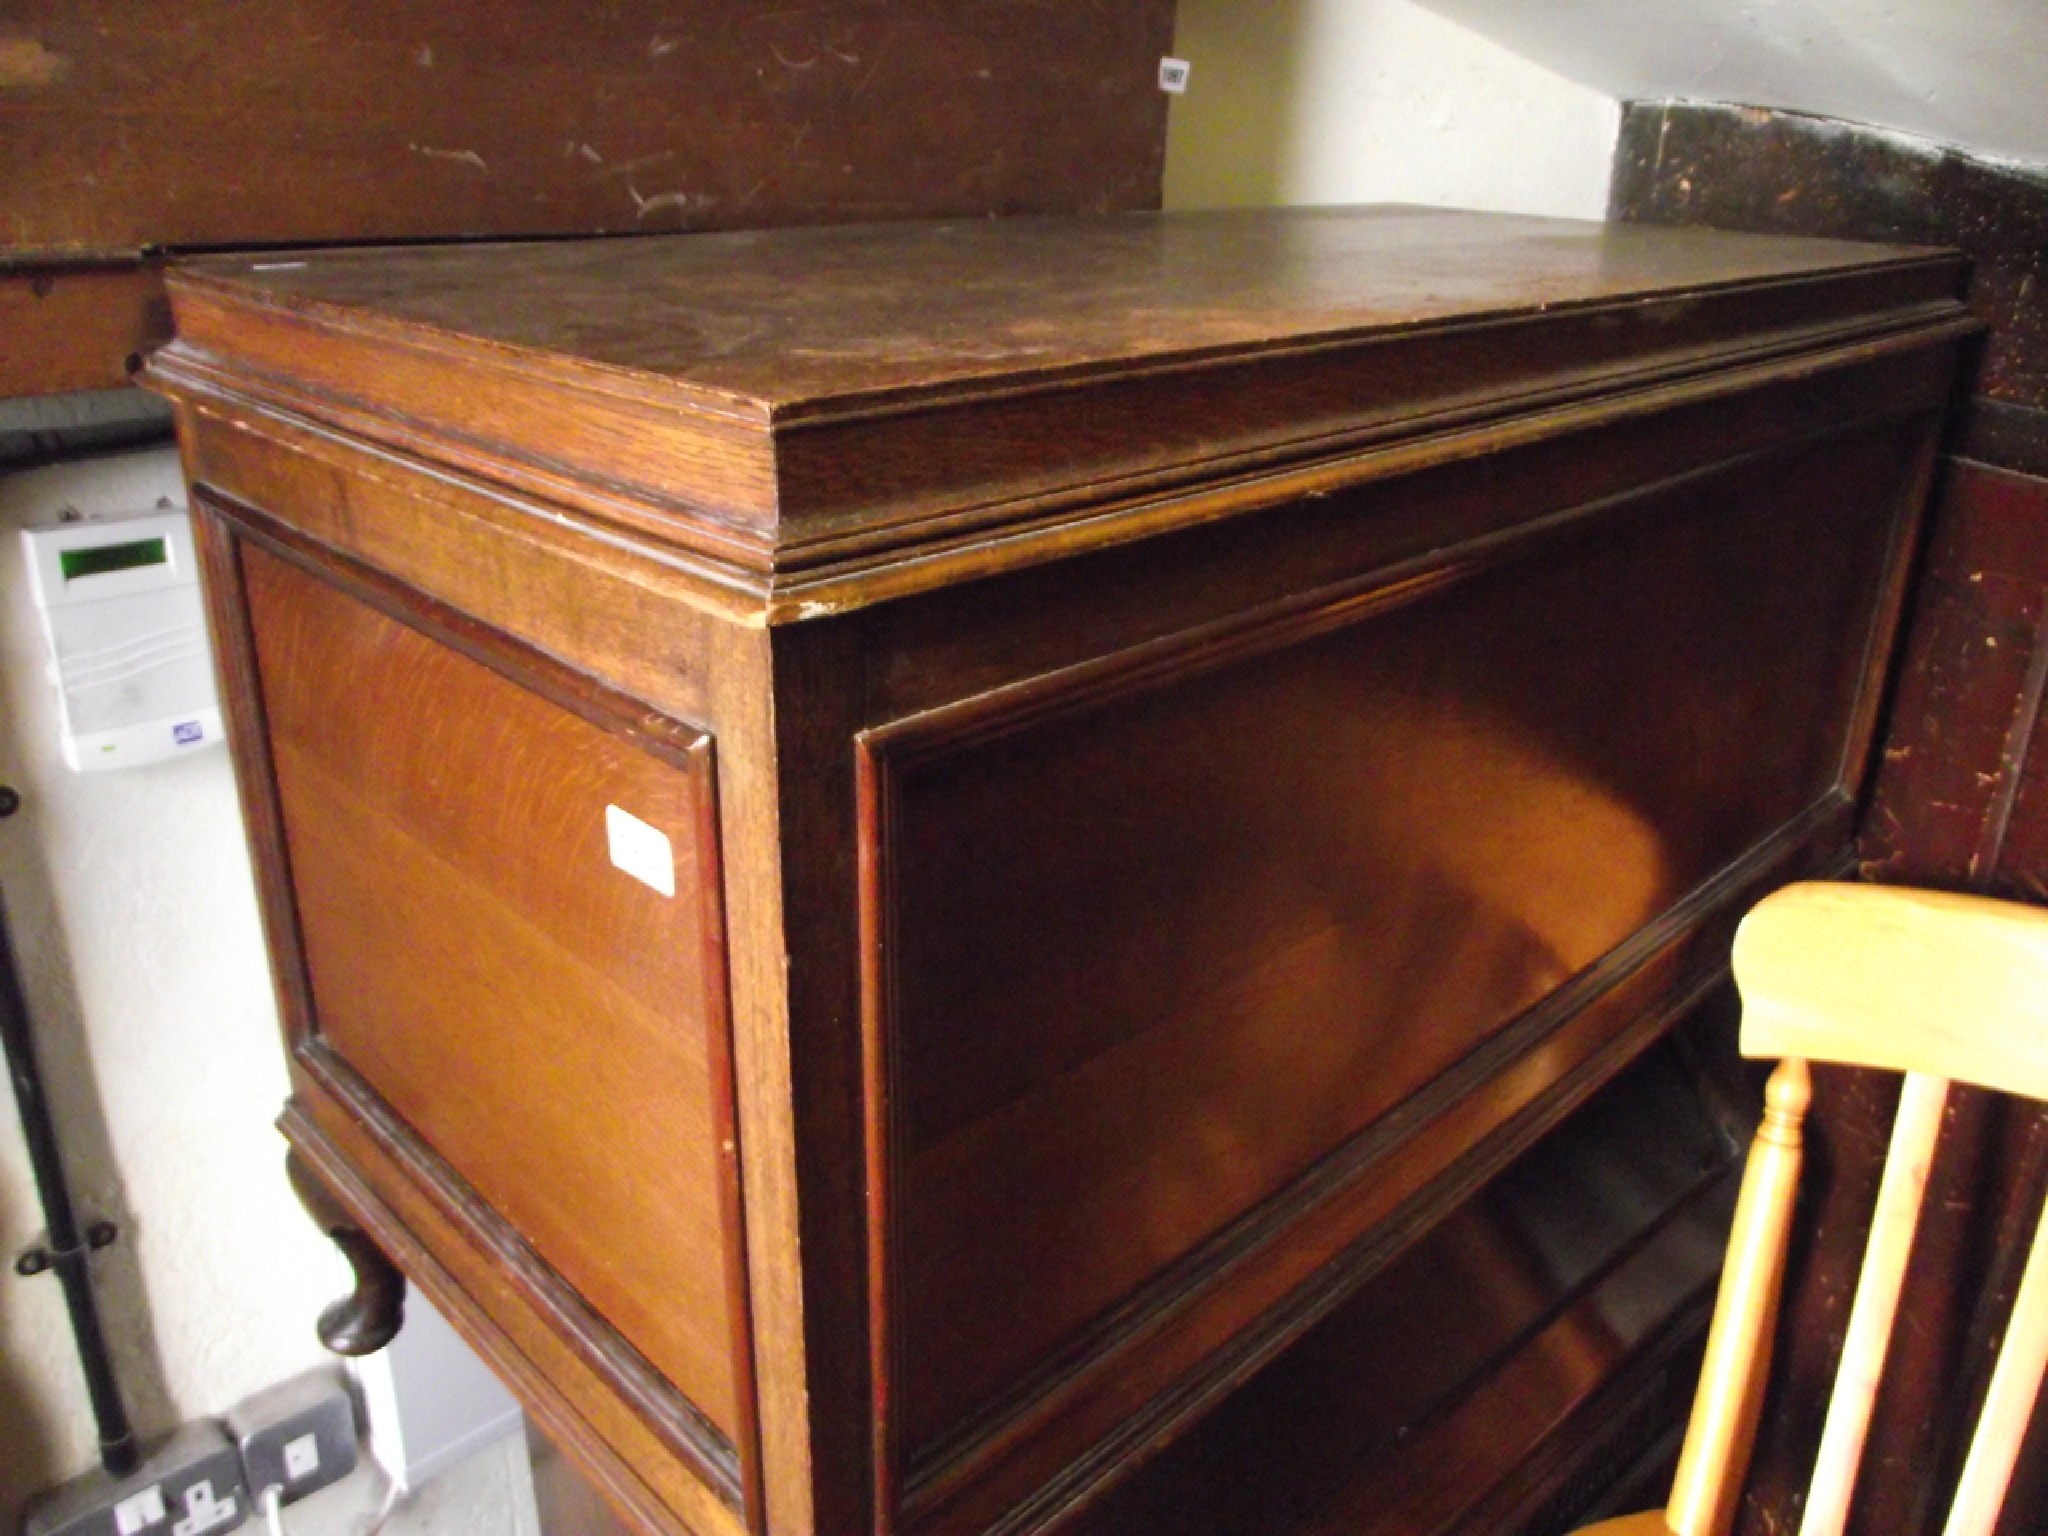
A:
606,803,676,898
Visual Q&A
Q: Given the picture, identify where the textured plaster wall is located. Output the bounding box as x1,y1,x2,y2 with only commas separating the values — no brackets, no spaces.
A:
0,444,526,1531
1164,0,1619,219
0,445,336,1522
1414,0,2048,169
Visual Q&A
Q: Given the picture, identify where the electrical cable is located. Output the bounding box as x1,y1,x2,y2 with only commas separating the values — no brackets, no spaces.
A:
361,1469,404,1536
262,1462,404,1536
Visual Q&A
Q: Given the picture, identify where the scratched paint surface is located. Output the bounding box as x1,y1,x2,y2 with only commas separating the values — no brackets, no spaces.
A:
1612,100,2048,412
0,0,1173,253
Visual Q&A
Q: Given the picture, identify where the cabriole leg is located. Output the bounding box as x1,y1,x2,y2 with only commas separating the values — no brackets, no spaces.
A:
286,1149,406,1355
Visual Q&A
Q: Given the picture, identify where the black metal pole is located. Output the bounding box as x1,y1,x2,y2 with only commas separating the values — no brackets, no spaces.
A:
0,873,139,1477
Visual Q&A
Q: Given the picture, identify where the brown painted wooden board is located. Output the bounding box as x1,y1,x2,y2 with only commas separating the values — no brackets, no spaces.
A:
1851,459,2048,1536
0,2,1172,400
1611,101,2048,418
1862,461,2048,892
0,261,164,396
0,1,1173,254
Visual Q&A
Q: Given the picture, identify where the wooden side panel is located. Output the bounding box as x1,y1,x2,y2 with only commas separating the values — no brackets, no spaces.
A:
1965,465,2048,904
863,422,1921,1505
238,545,745,1444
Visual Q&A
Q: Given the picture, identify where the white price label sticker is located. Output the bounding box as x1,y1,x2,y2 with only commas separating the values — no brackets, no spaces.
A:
1159,56,1190,93
606,804,677,898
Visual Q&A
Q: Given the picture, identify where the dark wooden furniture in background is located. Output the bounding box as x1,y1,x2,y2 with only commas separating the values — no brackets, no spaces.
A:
146,208,1971,1536
0,1,1173,396
1613,107,2048,1536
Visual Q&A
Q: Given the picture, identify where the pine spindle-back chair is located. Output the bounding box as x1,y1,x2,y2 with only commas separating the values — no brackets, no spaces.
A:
1580,881,2048,1536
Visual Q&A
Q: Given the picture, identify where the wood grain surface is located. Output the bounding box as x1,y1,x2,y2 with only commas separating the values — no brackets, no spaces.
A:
164,211,1952,407
1061,1037,1739,1536
863,421,1920,1482
1737,885,2048,1101
0,260,163,396
1612,101,2048,418
0,1,1173,254
151,209,1972,608
0,1,1172,398
240,544,747,1445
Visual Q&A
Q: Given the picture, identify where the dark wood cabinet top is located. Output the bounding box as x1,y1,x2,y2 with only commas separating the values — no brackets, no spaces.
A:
153,208,1971,617
169,207,1949,411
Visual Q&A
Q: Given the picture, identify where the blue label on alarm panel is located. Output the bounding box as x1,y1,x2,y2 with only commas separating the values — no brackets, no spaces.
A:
173,720,203,745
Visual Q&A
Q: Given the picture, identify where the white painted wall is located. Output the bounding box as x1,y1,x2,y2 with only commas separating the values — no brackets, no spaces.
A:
1165,0,1620,219
1414,0,2048,169
0,445,334,1524
0,443,529,1532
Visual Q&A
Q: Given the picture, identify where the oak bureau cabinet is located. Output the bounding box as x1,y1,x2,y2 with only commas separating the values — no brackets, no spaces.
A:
145,209,1972,1536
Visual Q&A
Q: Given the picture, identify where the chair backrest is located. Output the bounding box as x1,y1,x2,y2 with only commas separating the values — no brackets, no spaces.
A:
1660,882,2048,1536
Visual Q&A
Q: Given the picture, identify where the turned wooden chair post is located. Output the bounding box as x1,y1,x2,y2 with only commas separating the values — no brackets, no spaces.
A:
1663,1055,1810,1536
1578,881,2048,1536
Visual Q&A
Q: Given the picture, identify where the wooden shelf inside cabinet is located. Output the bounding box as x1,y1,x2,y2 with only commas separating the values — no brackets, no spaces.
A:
145,207,1974,1536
